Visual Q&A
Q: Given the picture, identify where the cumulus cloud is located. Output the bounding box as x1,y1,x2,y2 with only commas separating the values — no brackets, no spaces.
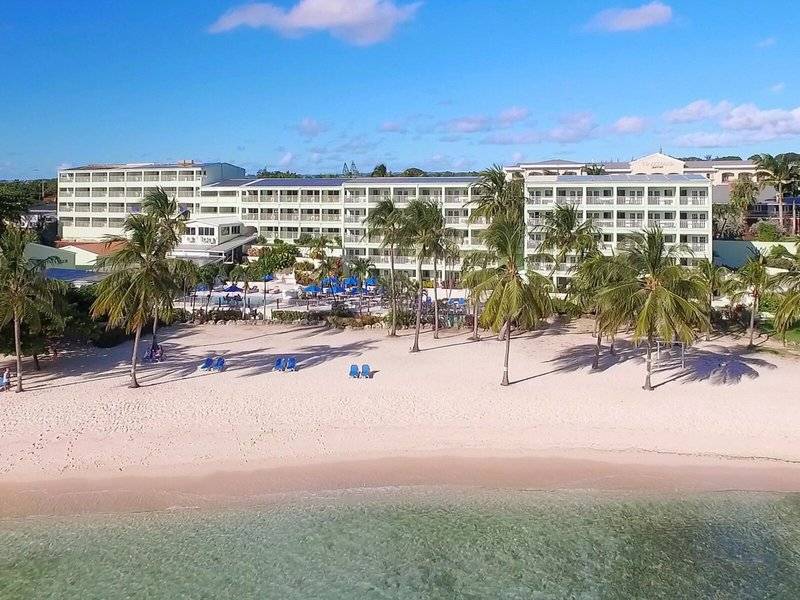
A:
209,0,420,45
295,117,328,137
663,99,733,123
439,106,531,134
378,120,407,133
586,1,672,32
756,36,776,48
673,102,800,147
612,115,647,134
547,112,597,143
770,82,785,94
498,106,530,125
482,130,541,145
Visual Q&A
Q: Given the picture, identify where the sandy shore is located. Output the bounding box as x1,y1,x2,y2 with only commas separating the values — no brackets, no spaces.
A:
2,320,800,514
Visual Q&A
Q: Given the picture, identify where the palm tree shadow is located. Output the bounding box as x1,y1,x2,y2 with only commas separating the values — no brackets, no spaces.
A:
651,345,777,388
509,340,639,384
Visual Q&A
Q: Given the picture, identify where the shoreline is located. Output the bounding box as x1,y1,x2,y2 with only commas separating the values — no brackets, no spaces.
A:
4,449,800,519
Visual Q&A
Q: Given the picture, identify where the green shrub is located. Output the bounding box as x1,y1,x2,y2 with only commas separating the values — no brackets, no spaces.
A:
272,310,329,324
384,309,417,328
752,221,784,241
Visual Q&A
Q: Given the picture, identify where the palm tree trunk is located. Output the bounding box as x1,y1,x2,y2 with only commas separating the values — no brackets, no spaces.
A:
498,321,508,341
609,334,616,356
778,190,784,230
748,294,758,347
151,308,159,351
501,319,512,386
593,332,602,370
243,287,248,320
130,323,142,389
470,296,480,341
13,311,23,393
411,258,423,353
706,293,713,341
32,354,40,371
433,257,440,339
643,335,653,391
389,247,397,337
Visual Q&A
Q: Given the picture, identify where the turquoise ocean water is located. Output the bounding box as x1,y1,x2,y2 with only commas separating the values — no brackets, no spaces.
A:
2,488,800,599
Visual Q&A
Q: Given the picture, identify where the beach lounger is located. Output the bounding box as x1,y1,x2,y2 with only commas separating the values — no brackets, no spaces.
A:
286,357,297,372
361,364,371,379
349,364,360,378
199,357,213,371
212,357,225,372
274,357,285,371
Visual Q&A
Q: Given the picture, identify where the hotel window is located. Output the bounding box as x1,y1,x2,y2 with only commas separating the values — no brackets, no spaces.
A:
232,226,241,234
186,227,196,235
220,227,230,236
198,227,214,236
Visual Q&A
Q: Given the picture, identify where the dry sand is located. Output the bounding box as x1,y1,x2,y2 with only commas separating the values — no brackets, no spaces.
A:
2,320,800,515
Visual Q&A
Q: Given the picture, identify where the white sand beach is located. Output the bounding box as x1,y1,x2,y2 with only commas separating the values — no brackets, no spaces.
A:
2,319,800,493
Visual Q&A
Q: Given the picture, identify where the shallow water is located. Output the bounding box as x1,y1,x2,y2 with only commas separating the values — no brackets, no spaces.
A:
2,488,800,599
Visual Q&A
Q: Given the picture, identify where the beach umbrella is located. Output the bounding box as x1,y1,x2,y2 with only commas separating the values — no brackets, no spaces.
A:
344,276,359,287
194,283,209,292
223,284,243,292
304,284,321,294
365,277,378,287
262,274,274,282
332,284,346,294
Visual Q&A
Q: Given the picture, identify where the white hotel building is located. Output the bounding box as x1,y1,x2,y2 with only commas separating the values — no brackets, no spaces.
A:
57,152,721,282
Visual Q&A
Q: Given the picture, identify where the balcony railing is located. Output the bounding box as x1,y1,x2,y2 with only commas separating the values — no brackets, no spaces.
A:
345,196,366,203
588,219,614,228
109,175,125,182
343,235,362,243
555,196,582,205
679,196,707,205
242,214,260,221
585,196,613,205
300,214,321,221
680,220,708,229
647,196,675,205
279,214,300,221
321,195,341,203
648,219,675,228
528,196,553,205
527,218,544,227
58,205,73,212
617,196,643,205
444,195,468,204
617,219,643,227
529,261,555,272
445,216,469,224
689,243,708,252
321,215,341,222
344,215,364,223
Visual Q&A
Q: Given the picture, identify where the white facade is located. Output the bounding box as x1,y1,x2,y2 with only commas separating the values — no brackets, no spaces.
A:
57,156,712,279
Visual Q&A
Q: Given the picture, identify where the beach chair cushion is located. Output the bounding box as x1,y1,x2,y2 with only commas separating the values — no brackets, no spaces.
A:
213,357,225,372
286,357,297,371
349,364,360,378
200,357,213,370
274,357,284,371
361,364,371,379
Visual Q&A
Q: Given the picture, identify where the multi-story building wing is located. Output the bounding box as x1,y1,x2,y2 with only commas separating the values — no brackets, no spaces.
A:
56,155,713,280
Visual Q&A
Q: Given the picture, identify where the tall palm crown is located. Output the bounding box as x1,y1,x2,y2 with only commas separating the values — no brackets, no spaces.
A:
0,225,65,392
363,198,406,336
693,258,730,339
472,215,553,385
730,251,779,347
754,153,800,229
770,247,800,337
728,177,760,216
142,187,187,250
598,228,707,390
536,204,600,271
91,214,177,387
347,256,376,280
468,165,524,225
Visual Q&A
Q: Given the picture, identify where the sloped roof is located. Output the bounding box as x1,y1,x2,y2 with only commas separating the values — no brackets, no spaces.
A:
55,240,127,255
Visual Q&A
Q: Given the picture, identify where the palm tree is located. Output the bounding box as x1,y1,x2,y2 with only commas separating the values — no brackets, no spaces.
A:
584,164,606,175
598,228,707,390
467,165,524,225
754,154,800,234
363,198,406,336
404,199,448,351
728,177,760,217
307,235,335,261
568,252,629,369
230,261,260,320
471,215,553,385
0,225,64,392
91,214,175,388
347,256,376,282
197,263,219,315
460,250,496,341
731,252,779,347
313,256,343,300
141,187,187,347
693,259,730,341
170,259,199,319
537,204,599,277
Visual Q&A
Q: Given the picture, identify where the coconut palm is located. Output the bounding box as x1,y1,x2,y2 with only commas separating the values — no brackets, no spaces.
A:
693,259,731,341
567,252,629,369
754,154,800,234
598,228,707,390
728,177,760,217
170,259,199,319
92,214,176,388
197,263,219,315
460,250,496,341
307,235,336,261
471,215,553,386
0,225,64,392
537,204,599,276
363,198,407,336
230,261,261,320
467,165,524,225
730,252,780,347
347,256,376,282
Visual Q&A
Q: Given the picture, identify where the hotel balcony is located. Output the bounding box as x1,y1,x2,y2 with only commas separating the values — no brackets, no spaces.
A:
680,219,708,229
617,219,644,228
300,214,321,222
529,261,555,272
279,214,300,221
344,215,364,223
528,196,553,205
109,174,125,183
343,234,363,243
444,195,469,205
321,195,341,203
648,219,676,228
588,219,614,228
344,195,366,204
445,216,469,225
679,196,707,206
585,196,614,205
616,196,643,206
321,214,341,222
555,196,582,206
647,196,675,205
527,218,544,227
688,243,708,252
241,214,260,221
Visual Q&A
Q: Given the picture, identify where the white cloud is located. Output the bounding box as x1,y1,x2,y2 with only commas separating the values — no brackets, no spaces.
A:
498,106,530,125
673,102,800,147
612,115,647,134
663,99,733,123
378,120,407,133
770,82,785,94
209,0,420,45
482,130,541,145
295,117,327,137
547,112,597,143
586,1,672,32
442,115,492,134
756,36,776,48
278,151,294,167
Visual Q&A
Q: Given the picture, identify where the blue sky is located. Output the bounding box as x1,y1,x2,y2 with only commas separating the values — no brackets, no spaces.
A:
1,0,799,178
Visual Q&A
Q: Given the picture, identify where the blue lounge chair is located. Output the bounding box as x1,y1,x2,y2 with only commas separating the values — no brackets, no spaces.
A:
274,357,285,371
349,364,360,378
286,357,297,371
361,364,371,379
199,357,213,371
212,357,225,372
